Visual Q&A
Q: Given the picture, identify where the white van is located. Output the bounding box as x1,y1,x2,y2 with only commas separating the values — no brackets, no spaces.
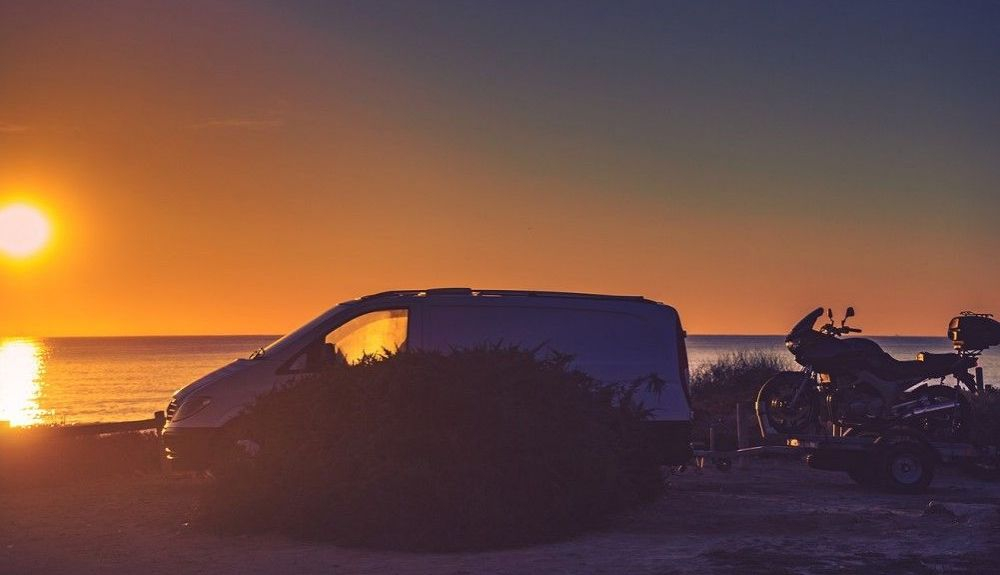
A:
162,288,693,468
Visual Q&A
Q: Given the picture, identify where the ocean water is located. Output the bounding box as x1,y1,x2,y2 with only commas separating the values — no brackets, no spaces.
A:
687,335,1000,374
0,336,276,426
687,335,999,381
1,334,997,426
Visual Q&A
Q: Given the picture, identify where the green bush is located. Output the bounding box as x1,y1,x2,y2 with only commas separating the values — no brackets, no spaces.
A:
199,347,663,551
688,351,791,448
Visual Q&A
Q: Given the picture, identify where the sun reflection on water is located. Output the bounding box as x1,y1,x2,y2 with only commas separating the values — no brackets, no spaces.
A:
0,338,48,426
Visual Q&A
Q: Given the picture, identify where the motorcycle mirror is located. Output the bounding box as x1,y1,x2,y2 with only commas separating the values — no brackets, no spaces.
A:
827,308,834,320
841,306,855,328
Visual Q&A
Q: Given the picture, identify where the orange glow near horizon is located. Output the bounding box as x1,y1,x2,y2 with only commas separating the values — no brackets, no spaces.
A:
0,3,997,338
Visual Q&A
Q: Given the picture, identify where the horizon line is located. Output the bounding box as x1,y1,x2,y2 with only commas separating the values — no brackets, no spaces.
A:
0,332,949,339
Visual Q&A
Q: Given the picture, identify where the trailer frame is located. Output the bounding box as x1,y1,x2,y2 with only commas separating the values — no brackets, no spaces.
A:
691,427,999,492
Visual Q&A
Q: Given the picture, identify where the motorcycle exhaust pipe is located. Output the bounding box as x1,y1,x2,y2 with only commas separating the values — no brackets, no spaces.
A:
906,401,960,418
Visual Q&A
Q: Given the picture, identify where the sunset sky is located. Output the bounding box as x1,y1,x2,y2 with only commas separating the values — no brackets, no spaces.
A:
1,1,998,336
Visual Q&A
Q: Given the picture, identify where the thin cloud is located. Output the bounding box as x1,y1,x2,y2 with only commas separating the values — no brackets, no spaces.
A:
0,122,31,134
187,118,285,131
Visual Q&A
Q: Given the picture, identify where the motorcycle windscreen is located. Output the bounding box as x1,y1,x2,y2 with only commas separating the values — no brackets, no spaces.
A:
788,307,825,339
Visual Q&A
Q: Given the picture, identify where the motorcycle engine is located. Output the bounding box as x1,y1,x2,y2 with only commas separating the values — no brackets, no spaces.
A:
833,386,884,424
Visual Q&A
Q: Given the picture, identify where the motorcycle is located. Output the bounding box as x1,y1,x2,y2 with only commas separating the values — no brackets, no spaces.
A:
756,307,997,442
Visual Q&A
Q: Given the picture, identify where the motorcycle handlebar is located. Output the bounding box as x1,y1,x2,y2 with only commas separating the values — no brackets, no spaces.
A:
820,325,863,336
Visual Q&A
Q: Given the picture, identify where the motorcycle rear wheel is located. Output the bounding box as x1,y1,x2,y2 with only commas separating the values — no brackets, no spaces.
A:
907,385,971,443
756,372,818,435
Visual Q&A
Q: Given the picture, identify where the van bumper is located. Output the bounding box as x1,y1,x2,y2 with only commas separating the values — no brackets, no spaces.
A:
162,426,221,471
642,420,693,465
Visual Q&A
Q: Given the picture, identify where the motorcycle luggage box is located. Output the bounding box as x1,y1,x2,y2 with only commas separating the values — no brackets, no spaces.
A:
949,314,1000,352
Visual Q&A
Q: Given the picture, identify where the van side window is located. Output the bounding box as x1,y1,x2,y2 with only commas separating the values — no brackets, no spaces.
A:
324,309,408,365
423,304,665,384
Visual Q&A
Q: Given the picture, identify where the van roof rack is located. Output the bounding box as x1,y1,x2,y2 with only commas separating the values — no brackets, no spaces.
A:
475,289,650,302
357,288,654,304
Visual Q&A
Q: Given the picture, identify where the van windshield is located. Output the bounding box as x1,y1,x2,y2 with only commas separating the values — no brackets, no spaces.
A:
249,304,349,359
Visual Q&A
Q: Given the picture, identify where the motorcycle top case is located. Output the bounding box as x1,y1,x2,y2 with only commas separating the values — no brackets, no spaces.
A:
949,315,1000,352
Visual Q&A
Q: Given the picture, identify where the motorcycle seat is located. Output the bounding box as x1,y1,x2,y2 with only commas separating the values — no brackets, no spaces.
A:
917,351,958,364
871,352,962,381
917,351,974,375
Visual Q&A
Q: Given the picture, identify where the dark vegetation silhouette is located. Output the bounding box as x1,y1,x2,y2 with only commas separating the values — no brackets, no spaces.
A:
689,351,790,449
199,346,664,551
971,385,1000,446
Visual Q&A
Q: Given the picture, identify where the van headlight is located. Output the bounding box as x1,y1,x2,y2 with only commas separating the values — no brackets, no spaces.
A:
172,396,212,422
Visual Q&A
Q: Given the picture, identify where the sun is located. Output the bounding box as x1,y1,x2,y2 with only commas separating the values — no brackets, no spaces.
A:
0,203,52,258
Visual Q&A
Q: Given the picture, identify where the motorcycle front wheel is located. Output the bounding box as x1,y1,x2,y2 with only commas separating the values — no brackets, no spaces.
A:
756,371,818,435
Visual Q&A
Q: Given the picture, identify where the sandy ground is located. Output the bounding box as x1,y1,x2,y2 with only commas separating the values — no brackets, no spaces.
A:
2,457,999,575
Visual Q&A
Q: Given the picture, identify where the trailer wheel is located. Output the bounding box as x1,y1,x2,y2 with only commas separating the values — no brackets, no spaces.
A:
877,440,935,493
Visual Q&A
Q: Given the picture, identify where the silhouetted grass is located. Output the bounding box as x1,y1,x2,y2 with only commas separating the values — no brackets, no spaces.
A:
689,351,791,448
199,347,663,551
960,385,1000,478
0,429,161,488
970,385,1000,447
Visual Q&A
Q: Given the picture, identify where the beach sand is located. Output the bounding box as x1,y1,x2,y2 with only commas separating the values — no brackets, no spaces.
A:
2,457,998,574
